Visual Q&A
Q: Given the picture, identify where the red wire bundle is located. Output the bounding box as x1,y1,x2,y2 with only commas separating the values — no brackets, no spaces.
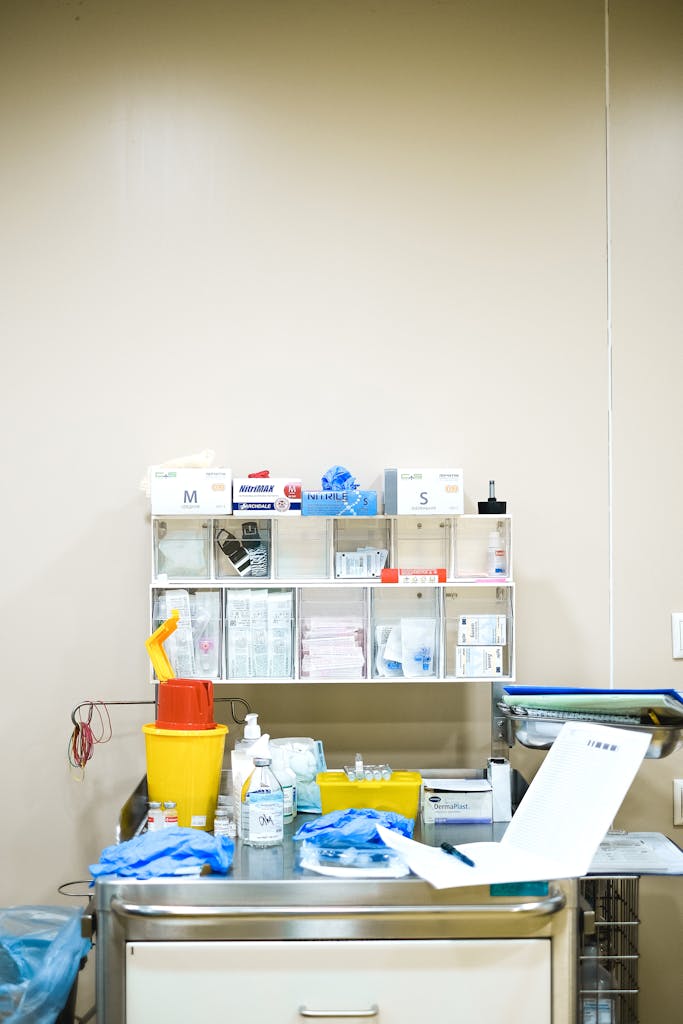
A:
68,701,113,773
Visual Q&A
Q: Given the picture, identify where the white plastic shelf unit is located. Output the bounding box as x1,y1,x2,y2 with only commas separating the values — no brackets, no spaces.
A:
149,514,515,685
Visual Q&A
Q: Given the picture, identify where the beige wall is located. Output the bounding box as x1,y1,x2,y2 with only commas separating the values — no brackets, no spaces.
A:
0,1,680,1020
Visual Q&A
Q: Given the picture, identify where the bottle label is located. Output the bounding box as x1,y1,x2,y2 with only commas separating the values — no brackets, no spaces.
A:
245,789,284,842
583,999,615,1024
214,816,236,838
282,783,294,820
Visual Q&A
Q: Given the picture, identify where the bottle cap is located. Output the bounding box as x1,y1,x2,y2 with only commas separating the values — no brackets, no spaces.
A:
253,757,272,767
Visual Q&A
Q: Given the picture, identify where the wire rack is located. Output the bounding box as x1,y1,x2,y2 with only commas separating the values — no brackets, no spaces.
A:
579,876,640,1024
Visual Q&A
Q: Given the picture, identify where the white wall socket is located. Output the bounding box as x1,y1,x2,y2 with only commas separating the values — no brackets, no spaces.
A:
673,779,683,826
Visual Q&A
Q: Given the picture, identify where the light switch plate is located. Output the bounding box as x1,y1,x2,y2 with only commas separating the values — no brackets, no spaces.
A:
673,779,683,826
671,613,683,658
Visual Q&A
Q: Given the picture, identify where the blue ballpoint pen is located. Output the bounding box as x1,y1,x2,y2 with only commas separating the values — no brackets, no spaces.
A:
440,841,476,867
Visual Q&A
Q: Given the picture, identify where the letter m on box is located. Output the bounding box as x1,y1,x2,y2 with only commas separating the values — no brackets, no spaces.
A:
184,489,198,504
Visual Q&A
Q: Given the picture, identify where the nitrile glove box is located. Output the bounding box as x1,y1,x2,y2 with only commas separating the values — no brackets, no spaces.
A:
232,478,302,515
302,490,378,516
384,468,464,515
422,778,493,824
150,468,232,515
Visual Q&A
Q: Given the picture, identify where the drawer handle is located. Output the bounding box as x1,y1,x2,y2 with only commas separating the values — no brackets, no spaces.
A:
110,889,565,920
299,1006,379,1019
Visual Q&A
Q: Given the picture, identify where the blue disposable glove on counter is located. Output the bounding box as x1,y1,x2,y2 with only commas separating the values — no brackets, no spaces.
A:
89,826,235,880
293,808,414,846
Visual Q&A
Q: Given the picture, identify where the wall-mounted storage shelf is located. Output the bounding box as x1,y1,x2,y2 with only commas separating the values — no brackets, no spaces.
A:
149,514,515,685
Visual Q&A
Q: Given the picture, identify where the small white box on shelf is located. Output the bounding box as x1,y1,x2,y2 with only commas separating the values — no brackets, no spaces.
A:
455,645,503,677
384,468,464,515
457,614,507,646
150,468,232,515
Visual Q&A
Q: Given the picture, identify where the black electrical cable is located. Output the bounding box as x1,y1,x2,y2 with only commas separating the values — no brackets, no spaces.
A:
58,881,93,898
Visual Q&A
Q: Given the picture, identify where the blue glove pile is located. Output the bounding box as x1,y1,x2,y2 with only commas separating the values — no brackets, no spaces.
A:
89,826,235,880
293,807,414,847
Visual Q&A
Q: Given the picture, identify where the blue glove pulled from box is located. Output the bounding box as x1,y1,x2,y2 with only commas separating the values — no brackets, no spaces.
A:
321,466,359,491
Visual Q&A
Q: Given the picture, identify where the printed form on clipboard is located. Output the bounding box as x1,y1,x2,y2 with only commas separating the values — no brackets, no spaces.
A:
378,722,651,889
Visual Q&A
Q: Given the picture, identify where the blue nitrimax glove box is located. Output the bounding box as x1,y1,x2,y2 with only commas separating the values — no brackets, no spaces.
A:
302,490,378,516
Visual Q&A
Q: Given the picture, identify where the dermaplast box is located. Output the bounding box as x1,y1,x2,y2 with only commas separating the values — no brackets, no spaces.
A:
150,468,232,515
384,468,464,515
422,779,493,824
232,478,302,515
301,490,378,516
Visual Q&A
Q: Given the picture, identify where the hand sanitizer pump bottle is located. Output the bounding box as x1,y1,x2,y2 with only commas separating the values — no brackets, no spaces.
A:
231,713,266,837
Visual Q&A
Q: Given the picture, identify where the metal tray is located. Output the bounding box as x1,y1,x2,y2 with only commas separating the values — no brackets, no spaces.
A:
498,706,683,759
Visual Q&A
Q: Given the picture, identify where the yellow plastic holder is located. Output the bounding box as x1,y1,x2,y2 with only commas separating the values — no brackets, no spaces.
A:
316,770,422,820
143,723,228,831
145,609,179,683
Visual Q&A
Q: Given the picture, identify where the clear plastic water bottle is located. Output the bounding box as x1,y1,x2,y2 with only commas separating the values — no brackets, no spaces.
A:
241,757,284,847
580,940,617,1024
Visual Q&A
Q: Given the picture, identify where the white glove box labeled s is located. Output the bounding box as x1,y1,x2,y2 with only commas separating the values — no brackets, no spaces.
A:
384,468,464,515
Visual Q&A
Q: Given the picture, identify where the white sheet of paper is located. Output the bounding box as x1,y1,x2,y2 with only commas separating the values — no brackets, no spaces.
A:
378,722,651,889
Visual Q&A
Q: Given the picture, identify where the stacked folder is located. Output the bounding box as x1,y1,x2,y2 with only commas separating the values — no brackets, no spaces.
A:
501,686,683,725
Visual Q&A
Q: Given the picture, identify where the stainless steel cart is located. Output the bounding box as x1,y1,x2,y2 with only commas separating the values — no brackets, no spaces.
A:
90,815,579,1024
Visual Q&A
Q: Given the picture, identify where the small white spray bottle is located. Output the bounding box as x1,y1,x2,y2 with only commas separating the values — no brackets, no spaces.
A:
487,530,507,576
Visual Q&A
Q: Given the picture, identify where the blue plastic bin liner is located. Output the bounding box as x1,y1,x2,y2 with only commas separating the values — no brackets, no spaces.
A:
0,905,90,1024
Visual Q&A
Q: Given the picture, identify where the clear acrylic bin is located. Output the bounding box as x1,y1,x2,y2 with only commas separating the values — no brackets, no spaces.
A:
224,587,295,679
453,516,511,579
153,519,210,579
214,518,271,579
274,519,330,579
393,517,451,574
371,587,441,679
333,519,390,579
444,585,513,679
299,588,367,680
152,588,221,678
